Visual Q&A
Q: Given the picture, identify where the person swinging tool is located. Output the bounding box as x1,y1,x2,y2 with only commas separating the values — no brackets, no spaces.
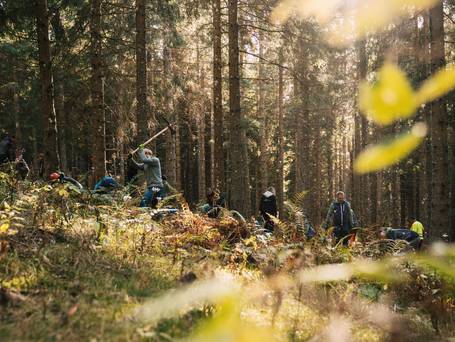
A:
130,145,164,208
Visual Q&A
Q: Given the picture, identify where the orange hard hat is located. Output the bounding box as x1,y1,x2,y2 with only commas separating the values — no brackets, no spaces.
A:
49,172,60,180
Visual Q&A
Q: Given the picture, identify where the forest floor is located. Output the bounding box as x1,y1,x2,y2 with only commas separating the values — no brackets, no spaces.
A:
0,178,454,341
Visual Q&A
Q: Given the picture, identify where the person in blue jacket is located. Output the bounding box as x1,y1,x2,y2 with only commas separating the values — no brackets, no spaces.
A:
380,227,420,249
94,175,119,193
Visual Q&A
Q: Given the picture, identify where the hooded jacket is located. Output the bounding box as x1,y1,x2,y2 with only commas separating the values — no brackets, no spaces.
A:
260,190,277,219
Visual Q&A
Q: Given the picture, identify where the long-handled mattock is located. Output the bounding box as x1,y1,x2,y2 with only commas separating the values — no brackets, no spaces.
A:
131,116,175,155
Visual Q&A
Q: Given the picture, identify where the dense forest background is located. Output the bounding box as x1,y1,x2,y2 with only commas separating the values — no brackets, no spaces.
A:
0,0,454,239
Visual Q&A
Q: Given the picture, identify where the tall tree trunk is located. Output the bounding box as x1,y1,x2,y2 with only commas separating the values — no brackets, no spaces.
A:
429,2,449,240
90,0,106,181
13,72,21,146
197,41,206,200
359,40,369,223
257,37,268,196
55,83,67,172
313,115,322,225
228,0,249,214
354,39,368,221
175,102,182,190
422,12,433,229
163,43,177,187
416,12,430,227
35,0,60,174
198,110,206,200
294,74,304,193
390,123,401,227
136,0,149,143
369,125,379,224
212,0,224,191
277,53,285,217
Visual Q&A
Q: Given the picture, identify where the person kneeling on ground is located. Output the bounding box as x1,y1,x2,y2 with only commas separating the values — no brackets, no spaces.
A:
380,227,420,250
202,189,226,218
14,149,29,180
49,172,83,190
93,175,119,194
323,191,354,246
259,186,278,233
130,146,164,208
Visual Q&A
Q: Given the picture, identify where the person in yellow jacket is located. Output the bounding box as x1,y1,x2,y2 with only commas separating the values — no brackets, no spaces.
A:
409,217,425,250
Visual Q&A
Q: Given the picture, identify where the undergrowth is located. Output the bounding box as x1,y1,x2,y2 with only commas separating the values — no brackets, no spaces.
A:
0,172,454,341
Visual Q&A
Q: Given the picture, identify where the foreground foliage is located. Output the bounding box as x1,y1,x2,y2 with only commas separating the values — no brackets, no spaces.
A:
0,174,454,341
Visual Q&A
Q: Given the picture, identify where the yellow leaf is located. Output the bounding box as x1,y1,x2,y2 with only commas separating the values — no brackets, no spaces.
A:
192,296,277,342
58,188,69,198
272,0,438,45
416,64,455,105
354,123,427,174
359,63,417,125
327,0,438,45
0,223,9,234
270,0,342,24
3,202,11,211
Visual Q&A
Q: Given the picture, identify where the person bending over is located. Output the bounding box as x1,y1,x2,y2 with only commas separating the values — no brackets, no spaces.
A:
94,175,119,194
380,227,420,250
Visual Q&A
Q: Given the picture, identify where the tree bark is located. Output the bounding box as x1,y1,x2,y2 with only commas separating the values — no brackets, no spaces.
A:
228,0,250,214
197,42,206,200
35,0,60,174
212,0,224,191
257,36,268,196
13,72,21,146
163,42,177,187
90,0,106,181
429,2,449,240
359,39,369,223
136,0,149,143
55,83,67,172
277,52,285,217
354,39,368,221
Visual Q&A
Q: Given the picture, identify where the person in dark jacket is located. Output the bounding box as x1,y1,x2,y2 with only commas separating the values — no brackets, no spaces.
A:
0,135,16,164
259,187,278,232
323,191,354,246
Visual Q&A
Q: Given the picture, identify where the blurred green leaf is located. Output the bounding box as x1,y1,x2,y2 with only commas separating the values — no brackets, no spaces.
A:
416,64,455,105
354,123,427,174
359,63,417,125
192,296,277,342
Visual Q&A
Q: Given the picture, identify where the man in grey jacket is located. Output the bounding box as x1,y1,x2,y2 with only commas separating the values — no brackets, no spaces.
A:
130,145,164,208
323,191,354,246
